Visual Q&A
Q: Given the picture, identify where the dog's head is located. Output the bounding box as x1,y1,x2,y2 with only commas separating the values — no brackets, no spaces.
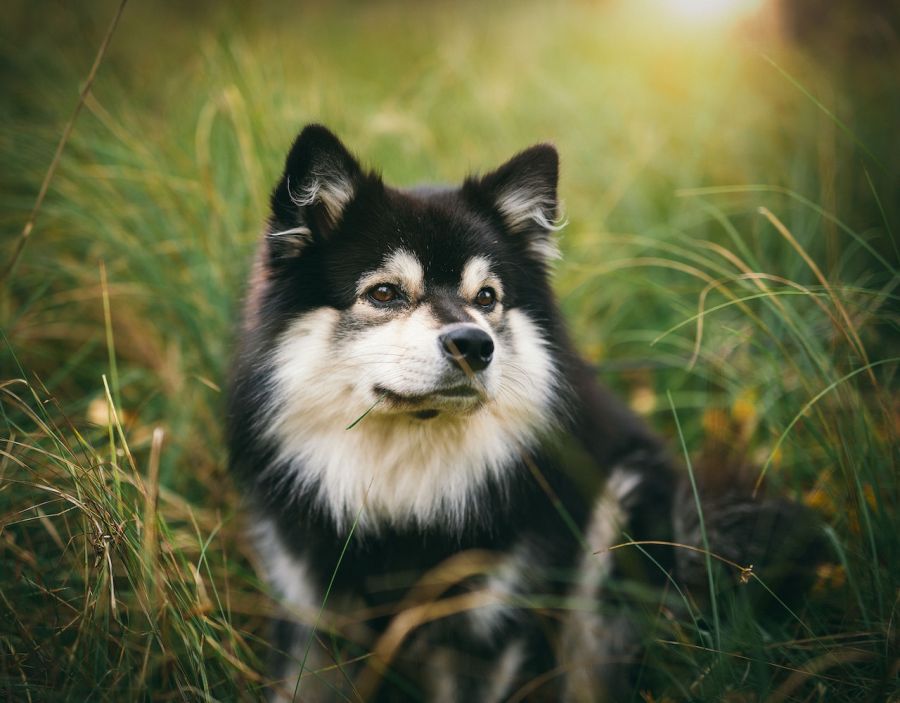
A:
252,125,564,424
239,125,570,526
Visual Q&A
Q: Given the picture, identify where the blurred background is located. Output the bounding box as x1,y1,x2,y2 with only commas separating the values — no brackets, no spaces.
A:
1,1,897,700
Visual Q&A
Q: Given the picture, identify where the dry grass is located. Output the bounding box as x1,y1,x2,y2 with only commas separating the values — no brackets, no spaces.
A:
1,1,898,700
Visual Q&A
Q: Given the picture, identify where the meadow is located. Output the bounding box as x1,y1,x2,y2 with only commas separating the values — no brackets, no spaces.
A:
1,1,897,700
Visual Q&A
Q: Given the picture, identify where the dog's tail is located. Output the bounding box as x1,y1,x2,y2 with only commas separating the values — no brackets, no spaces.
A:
561,462,827,703
671,475,829,612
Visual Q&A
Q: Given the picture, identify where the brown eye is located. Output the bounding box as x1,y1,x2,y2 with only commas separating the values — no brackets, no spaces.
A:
474,287,496,308
368,283,400,305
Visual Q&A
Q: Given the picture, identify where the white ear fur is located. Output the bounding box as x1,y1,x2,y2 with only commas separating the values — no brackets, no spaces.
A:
495,185,566,260
267,169,357,253
266,172,354,256
267,172,355,253
473,144,564,263
286,172,355,227
267,125,363,256
266,223,313,254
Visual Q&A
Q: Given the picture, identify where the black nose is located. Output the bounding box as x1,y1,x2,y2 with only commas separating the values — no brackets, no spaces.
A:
438,324,494,373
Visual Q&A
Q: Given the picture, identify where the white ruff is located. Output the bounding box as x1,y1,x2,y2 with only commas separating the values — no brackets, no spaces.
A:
262,307,557,532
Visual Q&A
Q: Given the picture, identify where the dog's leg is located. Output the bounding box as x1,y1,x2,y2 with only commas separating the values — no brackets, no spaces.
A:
561,455,676,703
254,518,364,702
413,635,540,703
267,619,355,703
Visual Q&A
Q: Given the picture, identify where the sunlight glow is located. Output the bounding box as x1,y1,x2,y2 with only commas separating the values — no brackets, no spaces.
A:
664,0,764,26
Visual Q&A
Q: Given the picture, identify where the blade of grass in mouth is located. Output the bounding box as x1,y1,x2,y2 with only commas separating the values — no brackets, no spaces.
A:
346,395,385,430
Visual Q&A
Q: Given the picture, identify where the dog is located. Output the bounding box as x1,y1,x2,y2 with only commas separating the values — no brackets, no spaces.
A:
227,125,823,701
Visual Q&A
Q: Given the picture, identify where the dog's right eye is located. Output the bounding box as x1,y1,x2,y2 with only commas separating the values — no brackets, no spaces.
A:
367,283,400,305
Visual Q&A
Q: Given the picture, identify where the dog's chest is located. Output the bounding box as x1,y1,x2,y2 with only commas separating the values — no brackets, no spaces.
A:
268,411,535,533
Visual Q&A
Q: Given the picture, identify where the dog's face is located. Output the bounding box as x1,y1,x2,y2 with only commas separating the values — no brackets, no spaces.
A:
244,126,567,527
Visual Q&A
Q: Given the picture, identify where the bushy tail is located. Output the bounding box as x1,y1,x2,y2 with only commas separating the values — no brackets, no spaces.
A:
672,477,828,610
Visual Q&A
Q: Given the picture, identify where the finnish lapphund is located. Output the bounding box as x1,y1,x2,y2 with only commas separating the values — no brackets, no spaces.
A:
227,125,822,701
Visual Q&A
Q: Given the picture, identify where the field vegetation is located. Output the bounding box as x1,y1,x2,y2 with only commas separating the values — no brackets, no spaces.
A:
1,1,897,700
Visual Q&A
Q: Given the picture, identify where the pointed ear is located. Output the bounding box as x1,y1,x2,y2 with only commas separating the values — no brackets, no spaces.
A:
464,144,563,262
267,124,363,257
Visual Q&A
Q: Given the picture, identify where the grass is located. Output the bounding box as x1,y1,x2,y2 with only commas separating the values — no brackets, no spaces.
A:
1,0,898,700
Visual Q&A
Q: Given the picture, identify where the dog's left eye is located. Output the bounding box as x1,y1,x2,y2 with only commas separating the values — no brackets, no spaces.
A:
367,283,401,305
474,287,496,309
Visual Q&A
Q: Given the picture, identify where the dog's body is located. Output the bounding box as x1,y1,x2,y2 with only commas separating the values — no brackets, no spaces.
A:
227,126,819,701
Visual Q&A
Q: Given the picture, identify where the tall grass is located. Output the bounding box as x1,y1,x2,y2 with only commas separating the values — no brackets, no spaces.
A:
1,1,897,700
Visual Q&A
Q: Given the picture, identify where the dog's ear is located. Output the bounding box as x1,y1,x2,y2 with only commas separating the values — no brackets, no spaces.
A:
464,144,563,262
266,124,363,258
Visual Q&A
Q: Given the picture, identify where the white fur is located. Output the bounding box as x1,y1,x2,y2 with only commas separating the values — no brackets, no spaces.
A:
495,186,565,261
268,172,355,254
421,638,525,703
262,302,558,532
255,519,358,701
287,171,354,225
267,225,313,239
253,518,320,613
266,224,314,256
468,542,533,640
423,649,458,703
525,234,563,263
355,248,426,301
575,470,633,597
560,468,639,703
484,640,526,703
459,255,504,303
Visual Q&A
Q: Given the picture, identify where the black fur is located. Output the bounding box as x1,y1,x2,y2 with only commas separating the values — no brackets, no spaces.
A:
227,125,824,701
